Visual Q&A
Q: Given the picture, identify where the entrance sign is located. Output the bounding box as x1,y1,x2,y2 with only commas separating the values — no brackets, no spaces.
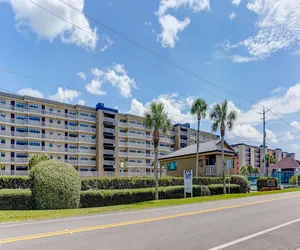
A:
184,170,193,198
267,179,276,187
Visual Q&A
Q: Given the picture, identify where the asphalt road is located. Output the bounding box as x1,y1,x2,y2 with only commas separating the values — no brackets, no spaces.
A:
1,192,300,250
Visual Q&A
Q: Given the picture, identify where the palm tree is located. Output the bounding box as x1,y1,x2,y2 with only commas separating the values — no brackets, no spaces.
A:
190,98,207,177
239,166,248,176
144,102,172,200
253,167,260,176
210,100,237,194
262,154,275,176
247,165,254,175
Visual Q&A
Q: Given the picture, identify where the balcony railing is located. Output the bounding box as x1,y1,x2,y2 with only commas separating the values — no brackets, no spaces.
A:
104,139,115,145
205,165,217,176
104,128,115,134
104,149,115,155
125,162,151,168
0,157,28,163
0,170,29,176
104,160,115,166
0,144,96,154
104,117,115,124
128,123,146,129
0,117,96,133
0,103,96,122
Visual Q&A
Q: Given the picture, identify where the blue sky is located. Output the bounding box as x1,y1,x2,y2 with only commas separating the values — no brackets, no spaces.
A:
1,0,300,156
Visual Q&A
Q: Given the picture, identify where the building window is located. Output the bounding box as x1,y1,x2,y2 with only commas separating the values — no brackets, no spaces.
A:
1,113,6,118
1,152,5,157
167,162,177,171
1,100,6,104
28,103,40,109
16,128,28,133
49,143,53,148
1,139,5,144
57,120,61,124
49,107,53,112
49,119,53,123
57,108,61,113
57,144,61,148
28,141,40,146
1,126,5,131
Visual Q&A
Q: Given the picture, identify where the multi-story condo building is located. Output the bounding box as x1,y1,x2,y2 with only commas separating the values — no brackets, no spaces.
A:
231,143,294,174
0,91,218,177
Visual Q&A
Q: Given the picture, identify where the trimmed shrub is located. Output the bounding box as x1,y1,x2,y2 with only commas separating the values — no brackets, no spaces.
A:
29,160,81,210
289,175,300,185
0,189,33,210
80,185,210,208
229,175,249,193
0,176,31,189
208,184,240,195
257,177,278,191
28,154,50,170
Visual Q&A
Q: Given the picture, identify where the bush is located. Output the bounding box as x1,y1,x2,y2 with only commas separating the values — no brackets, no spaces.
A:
208,184,240,195
29,160,81,210
0,176,31,189
80,185,211,208
229,175,249,193
289,175,300,185
0,189,33,210
257,177,278,191
28,154,50,170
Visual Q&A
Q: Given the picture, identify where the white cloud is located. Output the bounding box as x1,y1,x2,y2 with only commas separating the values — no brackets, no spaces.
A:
271,86,286,94
145,21,152,26
85,79,106,96
156,0,210,48
291,121,300,130
266,129,278,143
291,144,300,149
100,45,108,52
77,99,85,105
283,131,295,141
76,72,86,80
157,14,190,48
229,12,236,20
128,93,195,124
49,87,81,103
2,0,97,50
18,88,44,98
292,49,300,55
91,68,103,78
243,0,300,58
229,124,262,141
100,35,114,52
231,55,261,63
232,0,241,6
157,0,210,16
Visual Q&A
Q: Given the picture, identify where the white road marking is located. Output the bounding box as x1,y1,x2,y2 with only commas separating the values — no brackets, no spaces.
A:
207,218,300,250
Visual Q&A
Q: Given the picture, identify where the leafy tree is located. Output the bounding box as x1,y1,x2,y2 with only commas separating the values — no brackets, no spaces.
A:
239,166,249,176
262,154,276,175
28,154,50,170
247,165,254,174
252,167,260,176
210,100,237,194
144,102,171,200
190,98,207,177
0,161,4,170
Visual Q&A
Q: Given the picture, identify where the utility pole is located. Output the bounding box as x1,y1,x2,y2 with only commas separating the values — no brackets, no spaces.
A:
262,107,267,177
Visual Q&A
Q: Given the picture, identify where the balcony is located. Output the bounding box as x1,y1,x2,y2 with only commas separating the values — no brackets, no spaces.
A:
181,131,188,136
0,103,96,122
0,157,28,164
104,139,115,145
0,170,29,176
119,121,127,127
126,162,151,168
104,128,115,134
205,165,217,176
104,149,115,155
128,123,146,129
181,139,187,144
104,160,115,167
104,117,115,125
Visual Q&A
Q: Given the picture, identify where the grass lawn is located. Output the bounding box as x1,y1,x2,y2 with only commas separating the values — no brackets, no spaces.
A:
1,188,299,223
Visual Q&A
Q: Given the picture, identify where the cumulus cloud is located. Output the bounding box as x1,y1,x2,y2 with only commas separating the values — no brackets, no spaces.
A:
290,121,300,130
77,99,85,105
100,35,114,52
76,72,86,80
49,87,81,103
18,88,44,98
157,14,190,48
229,12,236,20
232,0,241,6
128,93,195,124
2,0,98,50
156,0,210,48
271,86,286,94
85,79,106,96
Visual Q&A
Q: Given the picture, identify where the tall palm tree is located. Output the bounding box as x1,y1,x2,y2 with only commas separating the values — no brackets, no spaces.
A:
210,100,237,194
190,98,207,177
262,154,275,176
239,166,248,176
144,102,172,200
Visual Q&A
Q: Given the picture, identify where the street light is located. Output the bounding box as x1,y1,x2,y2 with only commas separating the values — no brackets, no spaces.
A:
278,168,281,189
296,168,299,187
120,162,124,177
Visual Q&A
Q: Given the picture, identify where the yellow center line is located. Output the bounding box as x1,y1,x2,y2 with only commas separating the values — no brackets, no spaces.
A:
1,194,300,244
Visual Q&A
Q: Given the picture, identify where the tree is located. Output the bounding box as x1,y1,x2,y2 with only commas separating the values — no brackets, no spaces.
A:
144,102,171,200
247,165,254,175
252,167,260,176
190,98,207,177
210,100,237,194
262,154,275,175
0,162,4,170
239,166,249,176
28,154,50,170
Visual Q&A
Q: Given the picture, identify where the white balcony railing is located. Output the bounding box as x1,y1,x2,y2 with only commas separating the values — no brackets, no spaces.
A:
104,171,115,177
79,171,99,177
205,165,217,176
0,103,96,122
104,160,115,166
0,170,29,176
0,157,28,163
181,131,188,136
104,139,115,145
104,128,115,134
126,162,151,168
104,117,115,124
104,149,115,155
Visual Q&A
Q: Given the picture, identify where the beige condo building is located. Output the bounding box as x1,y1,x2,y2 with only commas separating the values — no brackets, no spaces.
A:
0,91,218,177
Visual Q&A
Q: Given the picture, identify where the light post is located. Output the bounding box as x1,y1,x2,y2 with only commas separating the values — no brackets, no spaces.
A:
278,168,281,189
120,162,124,177
296,168,299,187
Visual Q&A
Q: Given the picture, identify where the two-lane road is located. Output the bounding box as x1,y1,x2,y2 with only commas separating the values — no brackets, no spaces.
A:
1,192,300,250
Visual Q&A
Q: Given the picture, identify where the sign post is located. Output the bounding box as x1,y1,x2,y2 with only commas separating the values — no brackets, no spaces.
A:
184,170,193,198
227,160,233,194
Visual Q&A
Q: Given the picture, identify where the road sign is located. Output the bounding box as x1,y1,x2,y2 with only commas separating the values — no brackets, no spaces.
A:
184,170,193,198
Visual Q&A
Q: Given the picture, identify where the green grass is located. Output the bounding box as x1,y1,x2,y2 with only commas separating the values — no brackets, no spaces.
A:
0,188,299,223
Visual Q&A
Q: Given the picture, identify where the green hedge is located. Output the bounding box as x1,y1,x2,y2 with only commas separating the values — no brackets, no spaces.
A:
0,176,31,189
0,189,33,210
257,177,278,191
80,185,210,208
289,175,300,185
0,175,249,193
208,184,240,195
